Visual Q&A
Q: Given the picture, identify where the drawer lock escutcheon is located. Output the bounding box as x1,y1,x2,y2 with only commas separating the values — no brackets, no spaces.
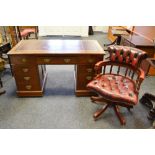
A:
88,59,94,63
44,58,51,63
87,68,93,73
25,85,32,90
64,58,71,63
86,76,92,80
24,77,31,81
22,68,29,72
22,58,27,63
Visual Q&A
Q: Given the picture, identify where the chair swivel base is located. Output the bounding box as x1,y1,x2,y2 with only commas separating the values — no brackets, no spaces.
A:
93,104,126,125
91,96,133,125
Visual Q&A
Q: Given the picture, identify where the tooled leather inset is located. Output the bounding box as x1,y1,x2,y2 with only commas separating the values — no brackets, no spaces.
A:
109,46,144,67
87,74,138,105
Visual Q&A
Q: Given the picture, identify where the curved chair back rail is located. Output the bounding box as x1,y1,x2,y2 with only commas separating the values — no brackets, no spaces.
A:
107,45,147,67
94,60,145,92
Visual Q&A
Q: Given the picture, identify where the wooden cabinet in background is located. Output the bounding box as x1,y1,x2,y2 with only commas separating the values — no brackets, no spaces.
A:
121,35,155,75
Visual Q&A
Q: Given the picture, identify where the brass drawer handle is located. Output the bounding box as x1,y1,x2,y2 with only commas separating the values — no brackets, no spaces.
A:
22,68,29,72
22,58,27,63
44,58,51,63
86,76,92,80
88,59,94,63
25,85,32,90
64,58,71,63
24,77,31,81
87,68,93,73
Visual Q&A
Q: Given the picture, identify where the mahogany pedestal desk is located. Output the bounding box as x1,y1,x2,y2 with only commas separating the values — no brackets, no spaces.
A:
8,40,104,97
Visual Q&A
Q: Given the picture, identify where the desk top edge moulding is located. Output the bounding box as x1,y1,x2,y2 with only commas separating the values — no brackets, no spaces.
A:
8,40,105,97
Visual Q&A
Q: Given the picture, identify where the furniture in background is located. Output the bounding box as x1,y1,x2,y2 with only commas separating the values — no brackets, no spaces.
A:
120,26,155,75
17,26,38,40
121,34,155,75
111,28,130,45
88,26,94,35
8,40,105,97
0,57,5,87
7,26,19,46
107,26,131,45
0,57,6,95
87,45,147,125
0,26,18,47
0,42,12,74
38,26,89,37
140,58,155,121
0,27,15,76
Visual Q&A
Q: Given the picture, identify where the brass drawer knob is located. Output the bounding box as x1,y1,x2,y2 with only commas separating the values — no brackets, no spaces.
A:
64,58,71,63
86,76,92,80
44,58,51,63
25,85,32,90
22,68,29,72
87,68,93,73
24,77,31,81
22,58,27,63
88,59,94,63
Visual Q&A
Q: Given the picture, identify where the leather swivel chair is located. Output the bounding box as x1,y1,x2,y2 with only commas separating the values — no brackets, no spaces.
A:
87,45,147,125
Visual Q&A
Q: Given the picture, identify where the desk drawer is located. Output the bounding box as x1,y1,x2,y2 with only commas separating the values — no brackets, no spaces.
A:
12,65,37,76
37,55,102,65
10,56,35,65
37,56,76,64
15,81,41,91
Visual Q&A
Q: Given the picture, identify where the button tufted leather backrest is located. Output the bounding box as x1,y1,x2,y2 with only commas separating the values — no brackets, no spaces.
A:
107,45,147,67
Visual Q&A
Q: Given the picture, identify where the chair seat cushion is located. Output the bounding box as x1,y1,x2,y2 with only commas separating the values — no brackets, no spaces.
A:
87,74,138,105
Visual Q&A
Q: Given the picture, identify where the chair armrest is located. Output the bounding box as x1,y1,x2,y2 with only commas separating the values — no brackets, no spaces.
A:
139,68,145,81
94,60,110,74
95,60,110,70
136,68,145,91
